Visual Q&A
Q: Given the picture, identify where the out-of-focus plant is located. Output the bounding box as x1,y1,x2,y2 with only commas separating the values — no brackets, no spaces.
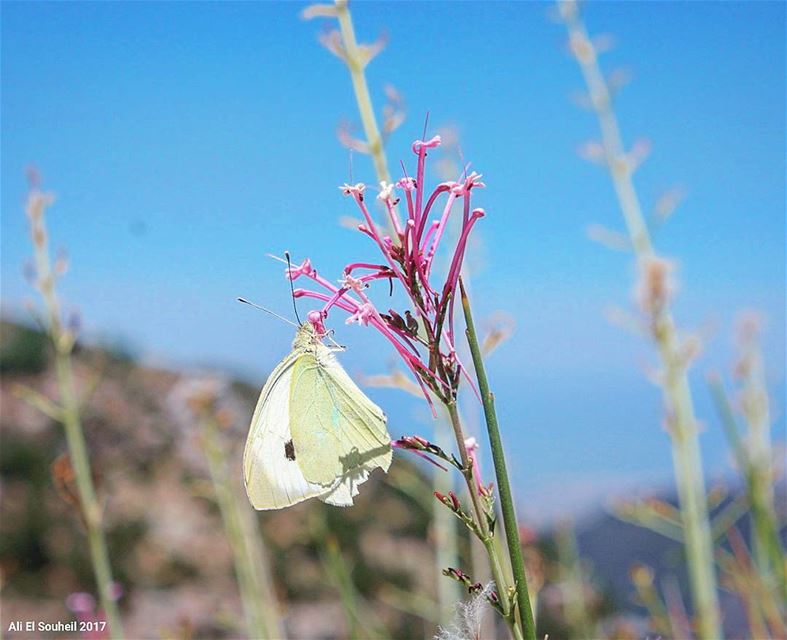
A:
302,0,403,193
716,527,787,639
364,367,464,626
613,496,684,544
630,564,678,639
308,511,391,640
15,179,125,639
66,590,118,640
707,314,786,627
555,523,593,639
537,524,616,640
170,376,284,639
558,2,723,637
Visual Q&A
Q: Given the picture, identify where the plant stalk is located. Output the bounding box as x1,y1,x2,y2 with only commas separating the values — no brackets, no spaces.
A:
27,191,124,639
57,356,124,639
559,4,723,636
708,376,787,603
459,278,537,640
334,0,392,187
736,336,783,598
556,522,592,639
433,416,463,626
199,414,283,640
445,403,522,639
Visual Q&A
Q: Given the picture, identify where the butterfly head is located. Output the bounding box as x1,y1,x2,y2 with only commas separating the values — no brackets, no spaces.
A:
293,322,321,349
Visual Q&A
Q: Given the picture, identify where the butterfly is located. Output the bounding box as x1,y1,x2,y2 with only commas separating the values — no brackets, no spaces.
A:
244,322,392,510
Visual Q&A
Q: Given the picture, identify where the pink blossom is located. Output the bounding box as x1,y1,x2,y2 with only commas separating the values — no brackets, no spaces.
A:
396,176,417,191
286,135,488,408
66,593,96,614
65,586,121,640
377,181,395,202
286,258,315,280
465,437,485,496
346,302,376,326
307,310,326,335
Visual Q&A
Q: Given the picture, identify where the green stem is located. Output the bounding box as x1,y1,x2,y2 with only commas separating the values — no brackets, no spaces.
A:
664,383,720,640
445,404,524,640
459,279,536,640
631,566,672,638
556,523,592,639
432,416,463,626
27,193,124,640
334,0,392,186
235,489,285,638
445,404,520,638
559,4,722,637
57,355,124,640
737,340,784,601
310,514,390,640
333,0,404,240
708,377,787,602
199,415,282,639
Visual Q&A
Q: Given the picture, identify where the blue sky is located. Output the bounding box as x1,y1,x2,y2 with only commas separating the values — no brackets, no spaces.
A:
2,1,784,521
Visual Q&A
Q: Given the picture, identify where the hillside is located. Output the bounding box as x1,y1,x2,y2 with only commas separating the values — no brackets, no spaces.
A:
1,319,775,639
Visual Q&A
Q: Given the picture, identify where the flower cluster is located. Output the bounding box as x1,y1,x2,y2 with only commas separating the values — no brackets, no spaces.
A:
287,135,486,409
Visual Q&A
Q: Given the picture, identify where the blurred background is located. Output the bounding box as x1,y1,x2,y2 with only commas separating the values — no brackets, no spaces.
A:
1,2,784,639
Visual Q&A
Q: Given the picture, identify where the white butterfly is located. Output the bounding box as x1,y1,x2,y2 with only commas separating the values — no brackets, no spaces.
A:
244,322,392,510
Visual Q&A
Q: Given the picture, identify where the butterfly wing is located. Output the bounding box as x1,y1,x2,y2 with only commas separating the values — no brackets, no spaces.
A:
289,345,392,492
320,467,369,507
243,349,343,510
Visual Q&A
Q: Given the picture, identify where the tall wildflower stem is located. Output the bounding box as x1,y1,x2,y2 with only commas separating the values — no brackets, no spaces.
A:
25,191,124,640
444,404,522,638
432,417,463,624
459,278,536,640
556,522,592,638
559,3,722,638
708,375,786,602
732,320,783,597
198,413,283,640
334,0,392,186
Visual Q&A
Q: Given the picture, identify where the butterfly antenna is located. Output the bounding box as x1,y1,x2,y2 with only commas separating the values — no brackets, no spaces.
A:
237,297,299,328
284,251,303,325
422,110,430,141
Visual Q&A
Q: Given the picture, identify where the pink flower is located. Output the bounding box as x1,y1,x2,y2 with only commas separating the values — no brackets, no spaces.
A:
66,593,96,614
377,181,395,202
396,176,417,191
307,310,326,335
65,585,121,640
286,258,315,280
288,135,488,410
346,302,376,326
339,182,366,199
465,437,487,496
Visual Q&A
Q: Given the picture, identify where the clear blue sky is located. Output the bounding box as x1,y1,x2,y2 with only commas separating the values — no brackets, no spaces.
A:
2,1,784,521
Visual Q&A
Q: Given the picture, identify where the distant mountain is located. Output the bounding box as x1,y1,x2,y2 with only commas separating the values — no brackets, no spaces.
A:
568,483,786,639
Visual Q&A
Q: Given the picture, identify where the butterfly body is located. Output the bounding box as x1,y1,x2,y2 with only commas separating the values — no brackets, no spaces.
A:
244,323,392,510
